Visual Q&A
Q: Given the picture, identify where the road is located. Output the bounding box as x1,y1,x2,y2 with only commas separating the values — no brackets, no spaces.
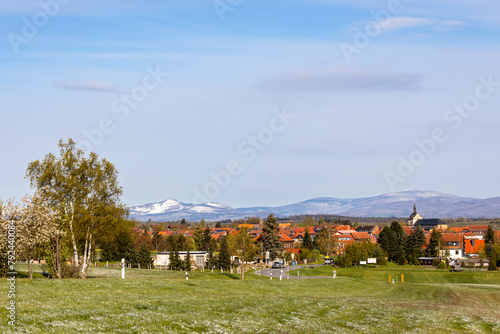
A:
256,264,336,279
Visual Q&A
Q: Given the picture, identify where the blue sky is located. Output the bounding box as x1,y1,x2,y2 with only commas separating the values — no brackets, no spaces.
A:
1,0,500,208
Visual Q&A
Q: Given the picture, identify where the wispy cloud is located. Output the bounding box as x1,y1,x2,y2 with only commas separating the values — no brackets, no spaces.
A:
53,81,123,93
258,67,424,93
364,16,468,34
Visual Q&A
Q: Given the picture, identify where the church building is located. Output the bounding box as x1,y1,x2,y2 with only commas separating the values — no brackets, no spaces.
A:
407,202,447,230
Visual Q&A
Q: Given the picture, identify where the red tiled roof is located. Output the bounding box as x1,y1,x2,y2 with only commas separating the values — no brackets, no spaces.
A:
350,232,371,240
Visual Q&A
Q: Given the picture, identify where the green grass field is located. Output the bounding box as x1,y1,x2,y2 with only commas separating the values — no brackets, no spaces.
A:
1,265,500,333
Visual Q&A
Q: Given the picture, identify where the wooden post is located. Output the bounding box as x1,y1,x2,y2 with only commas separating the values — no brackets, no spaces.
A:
121,258,125,279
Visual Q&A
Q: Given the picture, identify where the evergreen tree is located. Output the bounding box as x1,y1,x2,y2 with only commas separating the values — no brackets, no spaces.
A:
124,242,138,268
377,221,407,262
485,225,497,245
177,233,187,251
485,225,497,258
151,231,162,252
164,234,173,251
207,237,218,269
169,242,180,270
426,228,442,257
218,236,231,270
406,225,425,262
201,228,211,251
138,243,153,269
261,214,283,261
398,253,407,266
215,221,222,228
302,230,313,250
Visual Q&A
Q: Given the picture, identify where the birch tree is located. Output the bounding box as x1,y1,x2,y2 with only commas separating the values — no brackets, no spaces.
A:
26,139,126,278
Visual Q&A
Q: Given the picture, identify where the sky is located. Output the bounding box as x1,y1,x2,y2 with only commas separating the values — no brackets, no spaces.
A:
1,0,500,208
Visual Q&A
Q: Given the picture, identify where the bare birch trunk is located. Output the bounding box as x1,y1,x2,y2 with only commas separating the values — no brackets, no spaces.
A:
68,202,79,267
81,229,92,279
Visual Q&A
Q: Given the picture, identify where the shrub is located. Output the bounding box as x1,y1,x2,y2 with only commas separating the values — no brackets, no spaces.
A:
437,261,446,269
488,253,497,271
432,258,441,267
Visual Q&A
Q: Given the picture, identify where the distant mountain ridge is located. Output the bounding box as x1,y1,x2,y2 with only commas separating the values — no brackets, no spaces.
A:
128,190,500,222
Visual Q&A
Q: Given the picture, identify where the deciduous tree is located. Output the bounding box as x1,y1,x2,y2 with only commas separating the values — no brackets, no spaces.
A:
229,228,256,280
26,139,127,278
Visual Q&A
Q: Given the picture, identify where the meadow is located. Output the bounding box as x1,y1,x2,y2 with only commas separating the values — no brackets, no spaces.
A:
1,264,500,333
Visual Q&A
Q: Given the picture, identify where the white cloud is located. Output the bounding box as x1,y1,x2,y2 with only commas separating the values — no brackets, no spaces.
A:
363,16,468,34
258,67,424,92
53,81,123,93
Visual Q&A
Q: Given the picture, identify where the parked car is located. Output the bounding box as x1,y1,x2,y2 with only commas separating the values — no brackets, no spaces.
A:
272,261,285,269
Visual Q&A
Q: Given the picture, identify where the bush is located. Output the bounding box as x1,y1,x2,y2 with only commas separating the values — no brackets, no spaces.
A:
62,264,80,278
488,253,497,271
398,254,407,266
432,258,441,267
437,261,446,269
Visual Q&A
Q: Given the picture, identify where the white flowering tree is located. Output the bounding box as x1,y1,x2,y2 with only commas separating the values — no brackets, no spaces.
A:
17,193,63,279
0,199,20,277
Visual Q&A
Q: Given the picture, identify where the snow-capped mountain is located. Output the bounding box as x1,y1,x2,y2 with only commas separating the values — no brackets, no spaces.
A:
128,190,500,221
129,199,233,221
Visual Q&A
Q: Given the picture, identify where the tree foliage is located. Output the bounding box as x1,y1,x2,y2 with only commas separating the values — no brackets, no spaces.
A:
426,228,442,257
302,230,313,250
218,236,231,270
316,227,335,255
25,139,127,278
337,241,386,267
228,227,256,280
405,225,426,265
261,214,282,261
377,221,407,262
16,193,63,279
137,243,153,269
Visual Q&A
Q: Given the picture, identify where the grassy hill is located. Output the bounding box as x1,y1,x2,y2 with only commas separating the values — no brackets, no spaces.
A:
1,265,499,333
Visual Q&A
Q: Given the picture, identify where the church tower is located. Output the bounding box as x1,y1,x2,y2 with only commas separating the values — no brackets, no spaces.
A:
408,201,422,227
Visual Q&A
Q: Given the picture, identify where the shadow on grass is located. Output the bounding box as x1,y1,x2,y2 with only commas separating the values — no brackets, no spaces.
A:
220,273,240,280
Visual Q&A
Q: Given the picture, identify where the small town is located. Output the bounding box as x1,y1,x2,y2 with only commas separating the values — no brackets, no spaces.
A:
2,1,500,332
124,202,500,273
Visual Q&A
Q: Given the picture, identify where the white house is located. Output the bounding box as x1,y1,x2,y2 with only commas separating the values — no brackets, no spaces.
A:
155,251,208,269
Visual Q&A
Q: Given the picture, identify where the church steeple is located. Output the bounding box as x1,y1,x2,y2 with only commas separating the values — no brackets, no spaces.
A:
413,201,417,214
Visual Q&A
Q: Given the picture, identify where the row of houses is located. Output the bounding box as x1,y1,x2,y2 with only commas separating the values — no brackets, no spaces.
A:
136,203,499,264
